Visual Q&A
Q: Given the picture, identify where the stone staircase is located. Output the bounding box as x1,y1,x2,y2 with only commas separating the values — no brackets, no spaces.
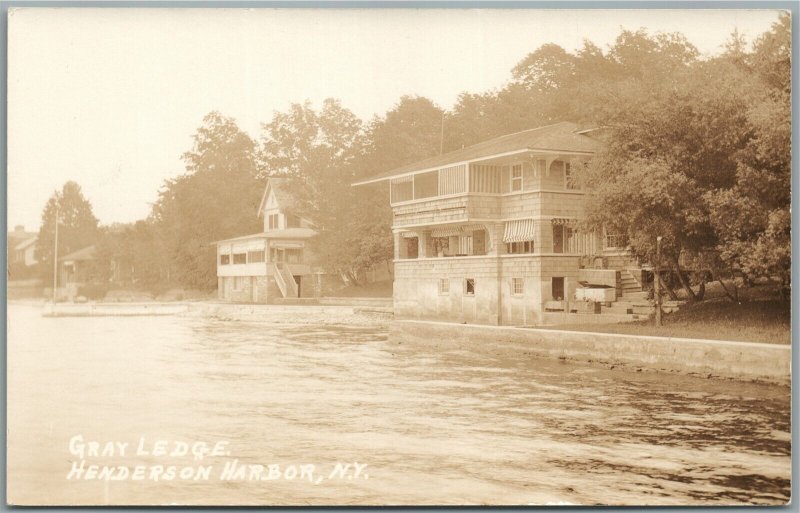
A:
618,268,645,298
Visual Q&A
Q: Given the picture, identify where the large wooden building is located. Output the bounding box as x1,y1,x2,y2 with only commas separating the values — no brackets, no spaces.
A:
354,121,646,326
215,177,318,303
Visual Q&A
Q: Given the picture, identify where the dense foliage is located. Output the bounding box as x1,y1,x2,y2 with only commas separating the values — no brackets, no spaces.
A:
34,15,789,296
35,181,100,284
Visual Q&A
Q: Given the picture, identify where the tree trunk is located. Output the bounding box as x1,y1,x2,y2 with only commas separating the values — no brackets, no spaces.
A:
718,279,737,302
658,272,679,301
673,258,697,301
696,279,705,301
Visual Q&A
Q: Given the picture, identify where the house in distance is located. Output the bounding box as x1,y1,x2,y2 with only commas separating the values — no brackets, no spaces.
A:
354,121,647,326
215,177,317,303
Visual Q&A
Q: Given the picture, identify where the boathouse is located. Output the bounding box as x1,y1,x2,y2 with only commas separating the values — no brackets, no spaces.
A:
353,121,647,326
215,177,318,303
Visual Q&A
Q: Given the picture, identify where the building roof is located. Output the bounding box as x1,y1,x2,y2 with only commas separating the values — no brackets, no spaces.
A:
59,245,96,262
14,237,37,252
353,121,603,185
213,228,317,245
8,227,36,243
257,177,299,217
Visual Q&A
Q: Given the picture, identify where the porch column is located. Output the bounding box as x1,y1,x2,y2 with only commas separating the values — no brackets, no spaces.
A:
394,232,406,260
486,222,506,256
419,230,432,258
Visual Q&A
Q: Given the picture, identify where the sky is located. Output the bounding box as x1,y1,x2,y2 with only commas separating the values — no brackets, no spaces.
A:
8,8,783,232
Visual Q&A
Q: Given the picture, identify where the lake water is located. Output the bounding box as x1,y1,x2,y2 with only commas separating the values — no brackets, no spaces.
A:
6,304,791,506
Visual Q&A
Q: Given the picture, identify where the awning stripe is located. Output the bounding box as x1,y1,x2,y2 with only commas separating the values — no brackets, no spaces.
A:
503,219,535,243
460,224,486,233
551,218,579,226
431,227,462,238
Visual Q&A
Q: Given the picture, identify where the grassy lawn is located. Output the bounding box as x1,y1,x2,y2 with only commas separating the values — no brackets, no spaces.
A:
544,298,791,344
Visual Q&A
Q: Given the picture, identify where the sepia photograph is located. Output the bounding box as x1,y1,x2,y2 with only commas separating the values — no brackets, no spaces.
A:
5,5,793,506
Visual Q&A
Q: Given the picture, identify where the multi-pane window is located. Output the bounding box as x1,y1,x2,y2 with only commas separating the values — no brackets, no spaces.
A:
219,254,230,265
438,278,450,295
506,240,534,254
232,253,247,264
268,213,280,230
464,278,475,296
512,278,524,295
511,164,523,192
565,162,580,190
247,250,265,263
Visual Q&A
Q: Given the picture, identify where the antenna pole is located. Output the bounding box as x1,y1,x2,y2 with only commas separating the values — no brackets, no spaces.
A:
52,193,59,304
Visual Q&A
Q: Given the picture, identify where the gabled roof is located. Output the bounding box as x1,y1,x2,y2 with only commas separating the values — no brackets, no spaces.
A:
257,177,298,218
59,245,96,262
353,121,603,185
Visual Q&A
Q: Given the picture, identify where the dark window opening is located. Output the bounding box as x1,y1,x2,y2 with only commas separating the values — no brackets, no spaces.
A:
552,277,565,301
465,278,475,296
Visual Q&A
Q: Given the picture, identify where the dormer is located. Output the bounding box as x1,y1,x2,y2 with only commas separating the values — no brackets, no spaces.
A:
258,177,313,232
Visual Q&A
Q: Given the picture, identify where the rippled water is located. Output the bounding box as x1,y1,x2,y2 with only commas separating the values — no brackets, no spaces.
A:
7,304,790,506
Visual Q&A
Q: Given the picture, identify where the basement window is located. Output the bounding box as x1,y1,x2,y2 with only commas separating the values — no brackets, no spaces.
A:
464,278,475,296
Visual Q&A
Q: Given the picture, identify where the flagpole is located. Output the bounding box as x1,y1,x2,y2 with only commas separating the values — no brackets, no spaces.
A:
52,194,59,304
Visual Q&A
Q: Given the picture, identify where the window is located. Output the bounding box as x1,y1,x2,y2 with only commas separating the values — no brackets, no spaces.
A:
604,231,629,250
438,278,450,295
464,278,475,296
406,237,419,259
268,213,280,230
511,164,523,191
247,250,265,263
512,278,524,295
552,277,565,301
457,235,473,256
507,240,534,254
219,254,230,265
553,225,573,253
565,162,580,190
232,253,247,264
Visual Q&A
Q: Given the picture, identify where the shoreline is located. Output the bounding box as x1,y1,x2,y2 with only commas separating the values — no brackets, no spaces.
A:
12,301,790,383
390,320,791,385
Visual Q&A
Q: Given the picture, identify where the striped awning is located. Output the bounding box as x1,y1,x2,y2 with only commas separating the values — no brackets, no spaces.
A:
551,218,579,226
431,226,462,238
460,224,486,233
503,219,535,243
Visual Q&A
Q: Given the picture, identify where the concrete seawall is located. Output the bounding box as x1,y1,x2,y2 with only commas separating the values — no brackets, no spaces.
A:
391,320,791,385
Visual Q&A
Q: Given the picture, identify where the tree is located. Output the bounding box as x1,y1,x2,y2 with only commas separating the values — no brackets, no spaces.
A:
583,18,790,300
36,181,99,283
260,99,372,283
152,111,262,289
705,14,791,295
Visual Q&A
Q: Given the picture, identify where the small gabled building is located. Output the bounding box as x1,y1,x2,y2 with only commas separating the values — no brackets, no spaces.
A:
215,177,318,303
354,121,645,326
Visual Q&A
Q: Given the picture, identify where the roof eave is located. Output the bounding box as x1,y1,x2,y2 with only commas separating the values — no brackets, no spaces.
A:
352,146,597,186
